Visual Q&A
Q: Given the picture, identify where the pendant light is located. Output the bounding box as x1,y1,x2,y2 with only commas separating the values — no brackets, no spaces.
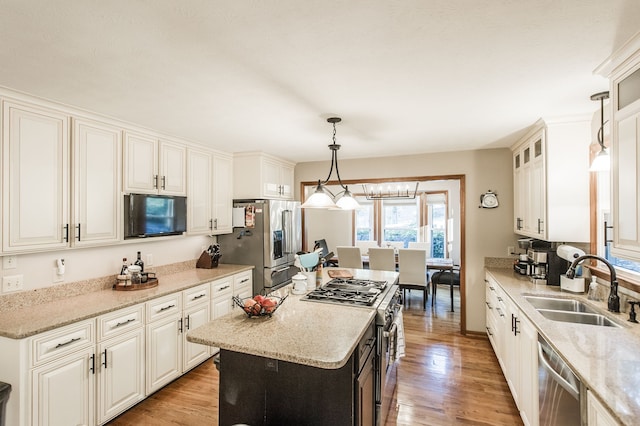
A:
589,91,610,172
301,117,361,209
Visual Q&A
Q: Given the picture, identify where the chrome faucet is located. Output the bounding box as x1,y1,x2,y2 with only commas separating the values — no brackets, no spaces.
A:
566,255,620,313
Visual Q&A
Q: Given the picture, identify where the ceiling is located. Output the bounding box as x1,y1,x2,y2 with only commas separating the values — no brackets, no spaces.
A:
1,1,639,162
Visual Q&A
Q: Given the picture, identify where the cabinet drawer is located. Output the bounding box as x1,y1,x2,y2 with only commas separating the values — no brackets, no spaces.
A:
97,304,144,341
233,271,252,294
183,283,210,308
31,319,95,367
211,277,233,299
146,293,182,323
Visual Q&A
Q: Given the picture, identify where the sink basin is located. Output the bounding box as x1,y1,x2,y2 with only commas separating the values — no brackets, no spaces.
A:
523,295,621,328
536,309,622,328
523,295,598,314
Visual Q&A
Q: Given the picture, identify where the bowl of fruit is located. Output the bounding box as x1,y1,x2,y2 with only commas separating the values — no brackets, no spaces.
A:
233,293,287,317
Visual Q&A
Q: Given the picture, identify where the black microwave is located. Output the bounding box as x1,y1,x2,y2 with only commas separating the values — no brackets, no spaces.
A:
124,194,187,239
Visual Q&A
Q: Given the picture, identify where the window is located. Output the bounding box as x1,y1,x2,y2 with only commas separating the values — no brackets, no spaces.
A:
355,199,374,241
381,199,418,248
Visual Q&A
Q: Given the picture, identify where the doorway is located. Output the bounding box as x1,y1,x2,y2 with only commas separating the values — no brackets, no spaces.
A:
300,175,466,334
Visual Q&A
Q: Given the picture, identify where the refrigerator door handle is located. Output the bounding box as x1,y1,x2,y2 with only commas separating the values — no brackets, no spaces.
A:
283,209,293,254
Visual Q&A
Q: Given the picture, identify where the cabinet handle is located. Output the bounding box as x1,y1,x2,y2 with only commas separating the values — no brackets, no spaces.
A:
55,337,80,349
209,219,213,230
214,219,218,230
76,224,81,241
497,296,503,302
218,285,230,291
178,318,183,333
161,175,166,190
240,278,249,283
490,286,496,291
516,217,523,230
185,315,190,330
486,327,493,336
604,220,614,243
512,315,520,336
63,224,69,242
153,174,158,189
486,301,493,309
102,349,108,369
115,318,136,328
537,218,544,234
159,304,176,312
192,293,206,301
496,307,504,317
89,353,95,374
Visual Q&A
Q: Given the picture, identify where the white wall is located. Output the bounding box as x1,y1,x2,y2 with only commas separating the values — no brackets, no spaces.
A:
1,235,213,292
295,148,517,333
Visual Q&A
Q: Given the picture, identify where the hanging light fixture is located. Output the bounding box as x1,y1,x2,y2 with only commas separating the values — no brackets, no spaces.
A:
301,117,361,209
362,182,419,200
589,91,610,172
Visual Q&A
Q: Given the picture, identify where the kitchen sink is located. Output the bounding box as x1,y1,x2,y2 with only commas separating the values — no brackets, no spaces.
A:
536,309,621,328
523,295,598,314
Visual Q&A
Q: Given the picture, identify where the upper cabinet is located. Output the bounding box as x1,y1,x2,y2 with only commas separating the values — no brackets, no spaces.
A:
2,100,70,252
512,118,591,242
600,33,640,261
187,148,233,235
123,131,186,196
233,152,295,200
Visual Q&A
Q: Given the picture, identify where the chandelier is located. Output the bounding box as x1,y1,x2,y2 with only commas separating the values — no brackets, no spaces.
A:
362,182,419,200
589,91,610,172
301,117,361,210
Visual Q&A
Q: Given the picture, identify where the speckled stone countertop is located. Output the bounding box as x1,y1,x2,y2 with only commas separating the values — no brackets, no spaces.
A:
0,264,253,339
187,268,399,370
486,267,640,426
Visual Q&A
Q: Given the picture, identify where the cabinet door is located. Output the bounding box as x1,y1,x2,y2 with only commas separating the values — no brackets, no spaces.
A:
587,390,619,426
146,316,182,394
530,136,546,238
503,298,520,407
213,154,233,233
513,151,525,233
72,118,122,247
612,111,640,260
123,131,158,194
183,302,211,372
518,314,538,426
2,101,70,252
159,140,186,195
187,148,213,235
97,328,145,424
279,163,295,199
262,159,282,198
32,345,95,426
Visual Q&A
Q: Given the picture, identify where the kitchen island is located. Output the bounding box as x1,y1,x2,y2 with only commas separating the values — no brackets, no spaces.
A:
187,268,399,426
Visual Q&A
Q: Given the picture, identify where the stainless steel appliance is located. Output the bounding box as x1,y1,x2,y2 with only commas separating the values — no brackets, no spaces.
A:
303,277,402,425
218,199,301,295
538,334,583,425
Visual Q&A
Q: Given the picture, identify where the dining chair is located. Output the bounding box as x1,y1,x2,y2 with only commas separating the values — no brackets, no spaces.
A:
408,242,430,250
336,246,364,269
431,265,460,312
397,248,428,309
368,247,396,271
355,240,379,255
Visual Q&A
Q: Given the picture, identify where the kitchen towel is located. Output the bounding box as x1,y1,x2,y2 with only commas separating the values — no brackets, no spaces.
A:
395,307,406,358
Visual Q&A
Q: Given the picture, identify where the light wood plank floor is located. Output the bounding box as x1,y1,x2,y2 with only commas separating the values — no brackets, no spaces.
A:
108,285,522,425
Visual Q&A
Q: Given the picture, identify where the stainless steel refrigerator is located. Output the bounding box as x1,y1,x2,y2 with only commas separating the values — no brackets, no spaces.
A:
218,199,301,295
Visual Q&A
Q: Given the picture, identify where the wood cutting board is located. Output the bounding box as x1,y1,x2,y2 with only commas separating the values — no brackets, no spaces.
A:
327,269,353,279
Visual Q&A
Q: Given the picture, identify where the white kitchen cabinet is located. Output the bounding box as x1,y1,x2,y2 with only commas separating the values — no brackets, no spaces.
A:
123,131,186,196
511,118,590,242
212,153,233,233
96,304,145,424
72,118,122,247
187,148,233,235
182,283,211,371
233,270,253,302
2,100,70,252
32,345,96,426
233,152,295,200
486,272,538,426
605,34,640,262
587,390,619,426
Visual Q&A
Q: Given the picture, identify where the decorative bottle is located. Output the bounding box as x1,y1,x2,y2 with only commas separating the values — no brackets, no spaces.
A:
134,251,144,272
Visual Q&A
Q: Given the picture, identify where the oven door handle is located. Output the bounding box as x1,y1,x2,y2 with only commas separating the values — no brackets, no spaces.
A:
385,323,398,363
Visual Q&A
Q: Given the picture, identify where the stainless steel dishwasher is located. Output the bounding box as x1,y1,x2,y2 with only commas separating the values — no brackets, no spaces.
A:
538,334,584,425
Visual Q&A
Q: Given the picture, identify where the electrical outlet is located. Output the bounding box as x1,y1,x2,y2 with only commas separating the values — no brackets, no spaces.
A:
507,246,515,256
2,255,17,270
2,274,23,292
146,254,153,266
52,267,64,283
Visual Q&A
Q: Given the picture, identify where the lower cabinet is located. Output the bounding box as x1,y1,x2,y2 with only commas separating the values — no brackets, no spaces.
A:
485,272,538,426
587,390,619,426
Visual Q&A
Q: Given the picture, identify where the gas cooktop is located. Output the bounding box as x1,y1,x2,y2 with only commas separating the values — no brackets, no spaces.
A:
303,278,388,307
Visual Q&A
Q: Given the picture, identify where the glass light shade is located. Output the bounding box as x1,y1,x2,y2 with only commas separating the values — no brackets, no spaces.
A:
590,148,610,172
336,194,361,210
301,186,337,209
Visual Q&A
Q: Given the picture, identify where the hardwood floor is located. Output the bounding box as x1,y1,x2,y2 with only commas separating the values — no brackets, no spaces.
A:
108,286,522,426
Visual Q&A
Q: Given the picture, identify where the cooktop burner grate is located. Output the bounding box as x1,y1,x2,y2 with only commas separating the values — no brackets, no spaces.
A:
304,278,388,306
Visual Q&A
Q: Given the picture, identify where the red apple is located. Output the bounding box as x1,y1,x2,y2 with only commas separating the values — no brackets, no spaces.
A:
261,297,278,313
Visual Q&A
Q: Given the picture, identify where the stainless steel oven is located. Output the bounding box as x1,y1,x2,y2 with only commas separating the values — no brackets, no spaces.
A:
376,287,402,425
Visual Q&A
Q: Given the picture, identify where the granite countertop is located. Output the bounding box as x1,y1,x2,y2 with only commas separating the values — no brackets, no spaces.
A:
0,264,253,339
187,268,400,370
486,267,640,426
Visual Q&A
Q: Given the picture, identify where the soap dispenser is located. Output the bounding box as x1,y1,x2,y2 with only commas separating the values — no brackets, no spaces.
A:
587,276,601,301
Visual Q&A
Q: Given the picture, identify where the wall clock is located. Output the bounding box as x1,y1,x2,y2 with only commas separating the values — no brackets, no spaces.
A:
480,190,499,209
